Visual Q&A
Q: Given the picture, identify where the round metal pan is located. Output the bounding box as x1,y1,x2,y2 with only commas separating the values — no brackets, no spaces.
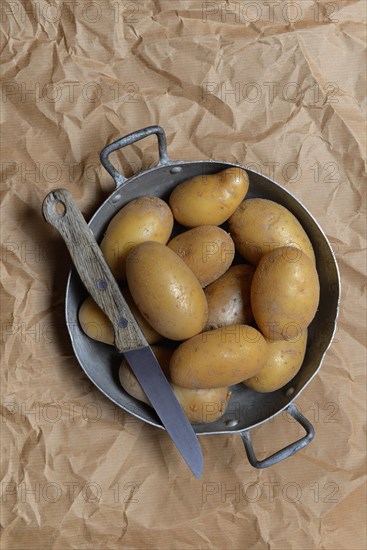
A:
65,126,340,468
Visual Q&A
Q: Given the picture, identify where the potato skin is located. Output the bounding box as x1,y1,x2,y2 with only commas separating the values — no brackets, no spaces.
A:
251,247,320,340
244,330,307,392
170,325,268,388
78,296,114,345
170,385,231,423
119,362,150,405
229,198,315,265
119,346,173,405
119,347,231,423
123,288,162,344
126,241,208,340
167,226,235,287
204,264,255,330
169,167,249,227
100,196,173,280
78,291,161,346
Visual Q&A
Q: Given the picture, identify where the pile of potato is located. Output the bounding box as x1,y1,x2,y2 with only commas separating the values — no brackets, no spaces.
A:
79,168,320,424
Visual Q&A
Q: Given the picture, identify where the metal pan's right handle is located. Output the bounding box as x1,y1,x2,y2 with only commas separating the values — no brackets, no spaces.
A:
241,403,315,469
100,125,170,186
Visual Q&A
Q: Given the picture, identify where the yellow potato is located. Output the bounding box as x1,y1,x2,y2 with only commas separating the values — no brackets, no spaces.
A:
123,288,162,344
170,385,231,424
100,196,173,280
119,346,173,405
119,347,231,423
251,247,320,340
126,241,208,340
170,325,268,388
169,167,249,227
167,226,235,287
204,264,255,330
229,198,315,265
78,291,162,346
244,330,308,392
119,362,150,405
78,296,114,345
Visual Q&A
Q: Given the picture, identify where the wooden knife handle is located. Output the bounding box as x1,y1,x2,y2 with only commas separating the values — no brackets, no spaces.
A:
42,188,147,352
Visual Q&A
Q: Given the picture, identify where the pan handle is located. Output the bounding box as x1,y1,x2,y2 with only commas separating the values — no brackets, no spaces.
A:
240,403,315,469
100,126,170,186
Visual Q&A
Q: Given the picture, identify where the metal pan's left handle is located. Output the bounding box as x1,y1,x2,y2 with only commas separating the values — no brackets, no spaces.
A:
42,188,146,351
100,125,170,186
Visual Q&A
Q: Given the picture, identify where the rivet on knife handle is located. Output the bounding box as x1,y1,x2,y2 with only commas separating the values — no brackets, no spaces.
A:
42,188,146,352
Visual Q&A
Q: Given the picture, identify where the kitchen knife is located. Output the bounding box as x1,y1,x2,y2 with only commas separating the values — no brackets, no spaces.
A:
42,188,203,479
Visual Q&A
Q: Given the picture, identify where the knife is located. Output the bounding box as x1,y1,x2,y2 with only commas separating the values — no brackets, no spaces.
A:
42,188,203,479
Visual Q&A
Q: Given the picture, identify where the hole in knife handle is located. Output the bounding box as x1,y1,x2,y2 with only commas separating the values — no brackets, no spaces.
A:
53,199,66,218
97,279,107,290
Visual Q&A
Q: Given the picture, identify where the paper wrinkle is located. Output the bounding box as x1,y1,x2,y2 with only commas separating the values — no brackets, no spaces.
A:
295,33,366,157
1,1,366,548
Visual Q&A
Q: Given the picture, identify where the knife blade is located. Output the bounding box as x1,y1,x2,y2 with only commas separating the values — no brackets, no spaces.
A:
42,188,203,479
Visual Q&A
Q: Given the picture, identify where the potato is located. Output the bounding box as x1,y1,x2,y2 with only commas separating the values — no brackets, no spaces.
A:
78,290,161,346
119,346,173,406
243,330,308,392
204,264,255,330
119,347,231,423
170,385,231,424
126,241,208,340
167,226,235,287
78,296,114,345
251,247,320,340
123,288,162,344
119,362,150,405
229,198,315,265
170,325,268,388
169,167,249,227
100,196,173,280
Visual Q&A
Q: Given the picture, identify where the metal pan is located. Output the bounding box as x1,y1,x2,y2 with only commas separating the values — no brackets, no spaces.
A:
65,126,340,468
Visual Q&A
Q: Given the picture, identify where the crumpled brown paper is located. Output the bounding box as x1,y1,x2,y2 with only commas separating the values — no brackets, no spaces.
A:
1,1,366,548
